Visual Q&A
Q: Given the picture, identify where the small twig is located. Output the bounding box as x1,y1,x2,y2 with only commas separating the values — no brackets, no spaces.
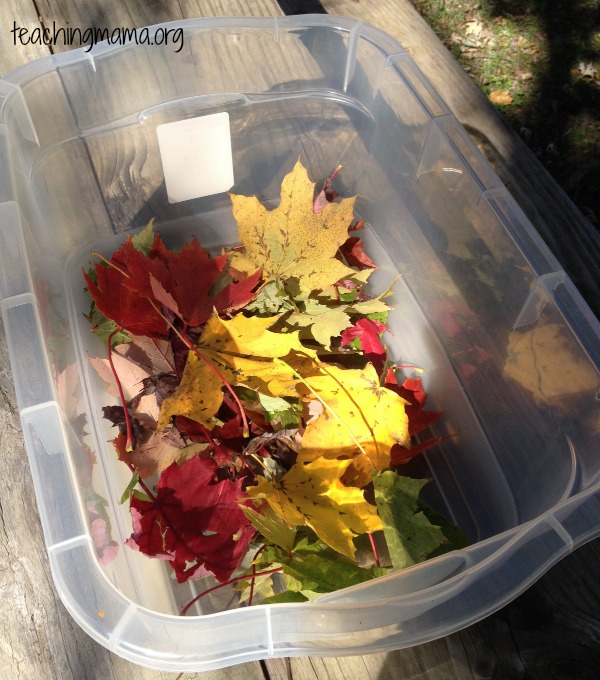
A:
124,461,156,502
248,544,268,606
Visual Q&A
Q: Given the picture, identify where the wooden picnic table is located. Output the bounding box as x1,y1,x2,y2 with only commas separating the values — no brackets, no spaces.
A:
1,1,599,678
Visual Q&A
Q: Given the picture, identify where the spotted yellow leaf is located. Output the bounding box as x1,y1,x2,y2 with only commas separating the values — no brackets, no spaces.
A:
157,313,317,429
247,456,382,559
298,363,410,487
229,160,357,293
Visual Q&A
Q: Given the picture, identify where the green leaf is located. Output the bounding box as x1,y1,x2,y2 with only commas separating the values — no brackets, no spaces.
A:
268,536,386,594
240,505,297,553
373,471,447,570
130,218,155,255
338,288,358,303
244,280,293,315
120,471,140,504
86,305,132,346
258,393,302,428
286,299,352,348
418,502,469,556
367,311,389,325
131,489,151,503
260,590,309,604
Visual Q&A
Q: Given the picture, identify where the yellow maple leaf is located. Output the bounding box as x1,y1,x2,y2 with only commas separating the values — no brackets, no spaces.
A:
157,313,317,430
229,160,357,293
156,350,224,430
247,456,382,559
198,312,318,396
297,363,410,487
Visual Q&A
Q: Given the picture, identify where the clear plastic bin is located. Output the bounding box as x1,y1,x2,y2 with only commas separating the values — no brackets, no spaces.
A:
0,15,598,672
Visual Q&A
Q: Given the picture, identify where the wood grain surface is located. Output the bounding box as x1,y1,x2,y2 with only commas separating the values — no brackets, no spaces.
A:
1,1,599,679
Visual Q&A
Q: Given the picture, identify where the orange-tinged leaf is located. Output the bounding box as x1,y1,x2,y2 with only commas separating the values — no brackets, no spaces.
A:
89,345,160,422
89,345,149,401
230,160,357,293
297,363,410,486
247,456,382,559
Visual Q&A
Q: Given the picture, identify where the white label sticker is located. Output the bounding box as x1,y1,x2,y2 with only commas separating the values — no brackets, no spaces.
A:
157,112,234,203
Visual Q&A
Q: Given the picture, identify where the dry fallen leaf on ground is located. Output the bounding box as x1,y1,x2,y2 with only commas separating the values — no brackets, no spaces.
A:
488,90,513,106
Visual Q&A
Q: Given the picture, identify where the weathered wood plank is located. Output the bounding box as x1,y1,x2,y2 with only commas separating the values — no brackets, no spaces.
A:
266,637,472,680
457,540,600,679
0,0,49,73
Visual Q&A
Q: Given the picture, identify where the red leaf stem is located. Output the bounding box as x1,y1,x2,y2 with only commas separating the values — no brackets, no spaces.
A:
124,460,156,502
147,298,251,438
368,533,381,568
179,567,282,616
107,328,134,452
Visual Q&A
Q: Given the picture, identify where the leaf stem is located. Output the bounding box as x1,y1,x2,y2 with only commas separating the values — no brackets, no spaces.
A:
390,364,424,374
107,328,134,452
91,251,129,278
147,299,251,438
124,461,156,501
368,533,381,568
179,567,282,616
248,544,268,606
378,274,402,300
249,452,272,476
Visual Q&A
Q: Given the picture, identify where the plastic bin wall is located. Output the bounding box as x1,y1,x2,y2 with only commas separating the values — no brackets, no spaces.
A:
0,16,598,672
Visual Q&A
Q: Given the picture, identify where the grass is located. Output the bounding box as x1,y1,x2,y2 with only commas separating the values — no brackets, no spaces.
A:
409,0,600,226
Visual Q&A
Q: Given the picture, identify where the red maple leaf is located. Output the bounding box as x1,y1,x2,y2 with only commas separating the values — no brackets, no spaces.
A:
341,317,387,356
121,233,261,327
83,258,167,338
86,232,261,336
384,371,450,466
340,236,377,269
126,455,255,583
384,370,444,437
389,435,453,467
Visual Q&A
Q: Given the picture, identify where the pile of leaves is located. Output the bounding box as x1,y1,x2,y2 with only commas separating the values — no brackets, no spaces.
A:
83,160,465,611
